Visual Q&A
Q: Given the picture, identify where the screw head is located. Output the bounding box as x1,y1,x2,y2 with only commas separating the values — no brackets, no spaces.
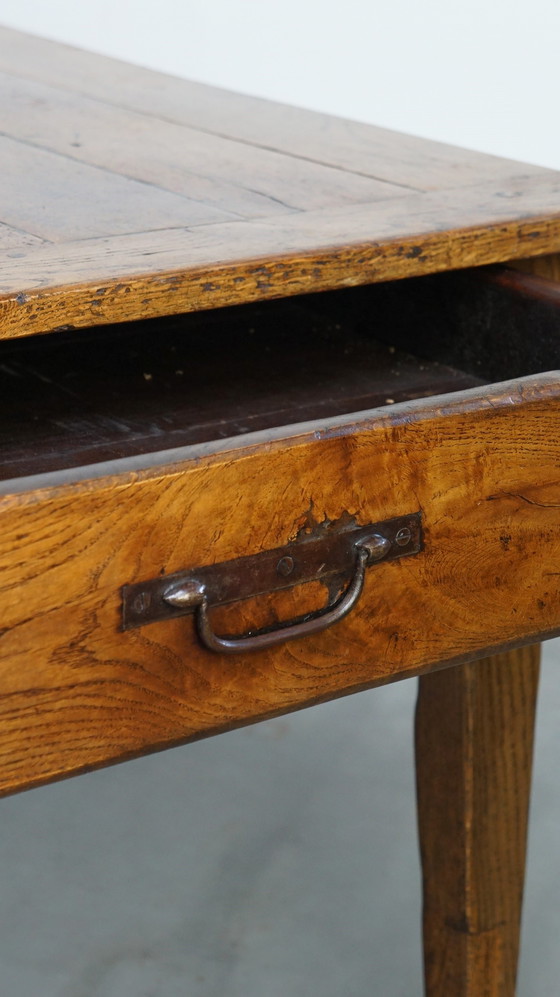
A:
395,527,412,547
277,556,295,577
133,592,151,614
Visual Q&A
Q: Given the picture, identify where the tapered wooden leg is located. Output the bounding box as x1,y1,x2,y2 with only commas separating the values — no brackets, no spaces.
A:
415,646,540,997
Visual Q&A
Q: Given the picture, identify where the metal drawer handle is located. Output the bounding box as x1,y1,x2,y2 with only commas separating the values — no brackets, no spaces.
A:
121,512,423,654
163,539,377,654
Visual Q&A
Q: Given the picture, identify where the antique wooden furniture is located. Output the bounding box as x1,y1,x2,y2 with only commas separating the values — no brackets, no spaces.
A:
1,25,560,995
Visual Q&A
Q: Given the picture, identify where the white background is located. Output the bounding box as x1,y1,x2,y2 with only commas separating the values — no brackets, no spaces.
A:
1,0,560,168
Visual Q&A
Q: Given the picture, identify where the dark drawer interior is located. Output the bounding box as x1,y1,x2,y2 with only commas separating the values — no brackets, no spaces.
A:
0,265,558,482
322,265,560,381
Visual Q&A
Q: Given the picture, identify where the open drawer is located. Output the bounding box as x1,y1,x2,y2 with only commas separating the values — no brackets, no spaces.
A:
1,265,560,794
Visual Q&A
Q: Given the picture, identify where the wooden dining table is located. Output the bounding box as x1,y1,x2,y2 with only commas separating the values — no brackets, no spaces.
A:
1,24,560,995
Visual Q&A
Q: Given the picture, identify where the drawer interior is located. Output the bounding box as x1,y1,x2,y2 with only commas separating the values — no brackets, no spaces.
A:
325,265,560,382
0,265,558,483
0,263,559,794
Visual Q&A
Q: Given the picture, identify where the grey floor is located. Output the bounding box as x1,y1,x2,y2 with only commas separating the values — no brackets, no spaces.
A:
1,643,559,997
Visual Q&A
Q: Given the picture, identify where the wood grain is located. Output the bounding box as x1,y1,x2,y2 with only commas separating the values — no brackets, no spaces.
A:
512,253,560,281
2,174,560,341
415,646,540,996
0,72,402,217
0,26,553,192
1,28,558,995
0,374,558,795
0,223,45,251
0,134,235,242
1,28,560,341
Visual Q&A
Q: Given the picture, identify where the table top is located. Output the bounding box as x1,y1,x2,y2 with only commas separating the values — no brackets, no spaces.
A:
1,25,560,341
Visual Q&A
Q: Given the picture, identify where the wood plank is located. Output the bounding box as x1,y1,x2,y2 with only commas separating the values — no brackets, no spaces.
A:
0,374,558,794
416,646,540,996
0,72,405,216
511,253,560,281
2,174,560,340
0,26,554,193
0,136,236,243
0,222,46,250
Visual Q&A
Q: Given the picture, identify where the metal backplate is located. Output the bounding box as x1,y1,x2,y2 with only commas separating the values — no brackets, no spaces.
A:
122,512,422,631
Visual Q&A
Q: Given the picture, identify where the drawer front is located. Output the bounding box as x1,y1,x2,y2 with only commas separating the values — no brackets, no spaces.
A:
0,373,560,793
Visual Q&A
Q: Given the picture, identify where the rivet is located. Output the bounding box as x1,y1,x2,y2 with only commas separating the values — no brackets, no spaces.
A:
277,556,295,577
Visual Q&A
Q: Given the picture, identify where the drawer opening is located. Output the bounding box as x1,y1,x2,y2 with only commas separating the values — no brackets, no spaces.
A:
0,291,481,482
314,264,560,383
0,264,557,483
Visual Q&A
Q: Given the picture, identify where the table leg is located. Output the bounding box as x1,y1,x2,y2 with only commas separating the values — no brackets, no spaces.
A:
415,646,540,996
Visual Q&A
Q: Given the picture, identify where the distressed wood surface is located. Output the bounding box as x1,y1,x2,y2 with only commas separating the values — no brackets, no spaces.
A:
0,26,553,192
0,374,558,795
0,71,397,215
416,645,540,996
1,27,560,340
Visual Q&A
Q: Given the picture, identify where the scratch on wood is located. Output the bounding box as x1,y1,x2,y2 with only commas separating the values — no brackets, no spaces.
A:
488,491,560,509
